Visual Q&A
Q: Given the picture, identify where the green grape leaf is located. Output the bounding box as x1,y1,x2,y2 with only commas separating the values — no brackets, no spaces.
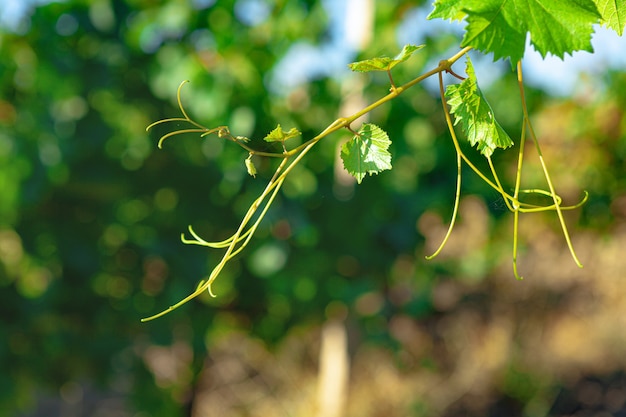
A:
264,124,301,142
348,44,424,73
595,0,626,35
445,57,513,158
340,124,392,184
427,0,467,21
461,1,527,63
429,0,601,63
514,0,600,58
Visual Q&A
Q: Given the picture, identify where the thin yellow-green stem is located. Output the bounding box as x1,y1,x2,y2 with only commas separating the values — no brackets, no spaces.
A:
141,179,284,321
513,190,587,212
146,80,206,131
423,152,460,259
511,120,527,279
513,120,527,204
512,208,523,279
516,62,583,268
487,156,516,212
143,131,329,321
142,176,285,321
426,72,464,259
141,158,289,321
424,152,461,260
485,152,581,214
156,128,211,149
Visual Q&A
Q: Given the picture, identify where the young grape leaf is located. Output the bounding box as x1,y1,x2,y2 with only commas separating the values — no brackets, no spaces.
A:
429,0,601,63
264,124,301,142
340,124,392,184
348,44,424,73
515,0,600,58
461,2,527,63
427,0,467,21
595,0,626,35
445,56,513,158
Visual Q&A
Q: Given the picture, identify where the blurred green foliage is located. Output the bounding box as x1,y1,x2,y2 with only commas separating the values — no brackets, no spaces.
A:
1,1,625,416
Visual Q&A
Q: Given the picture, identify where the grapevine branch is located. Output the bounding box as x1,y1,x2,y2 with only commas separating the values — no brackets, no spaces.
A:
142,45,586,321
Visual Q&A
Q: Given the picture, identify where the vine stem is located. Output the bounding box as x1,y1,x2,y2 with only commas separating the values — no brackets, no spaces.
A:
425,71,463,259
143,44,586,320
270,46,475,157
516,61,583,268
143,48,478,321
141,157,290,322
511,121,527,279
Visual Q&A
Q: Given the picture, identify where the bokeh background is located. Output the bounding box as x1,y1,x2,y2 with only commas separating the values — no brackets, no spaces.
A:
2,1,626,416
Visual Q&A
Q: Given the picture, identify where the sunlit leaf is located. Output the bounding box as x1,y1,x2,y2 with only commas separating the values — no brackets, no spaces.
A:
340,124,392,184
595,0,626,35
264,124,301,142
429,0,601,63
348,44,424,73
427,0,467,21
445,56,513,157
